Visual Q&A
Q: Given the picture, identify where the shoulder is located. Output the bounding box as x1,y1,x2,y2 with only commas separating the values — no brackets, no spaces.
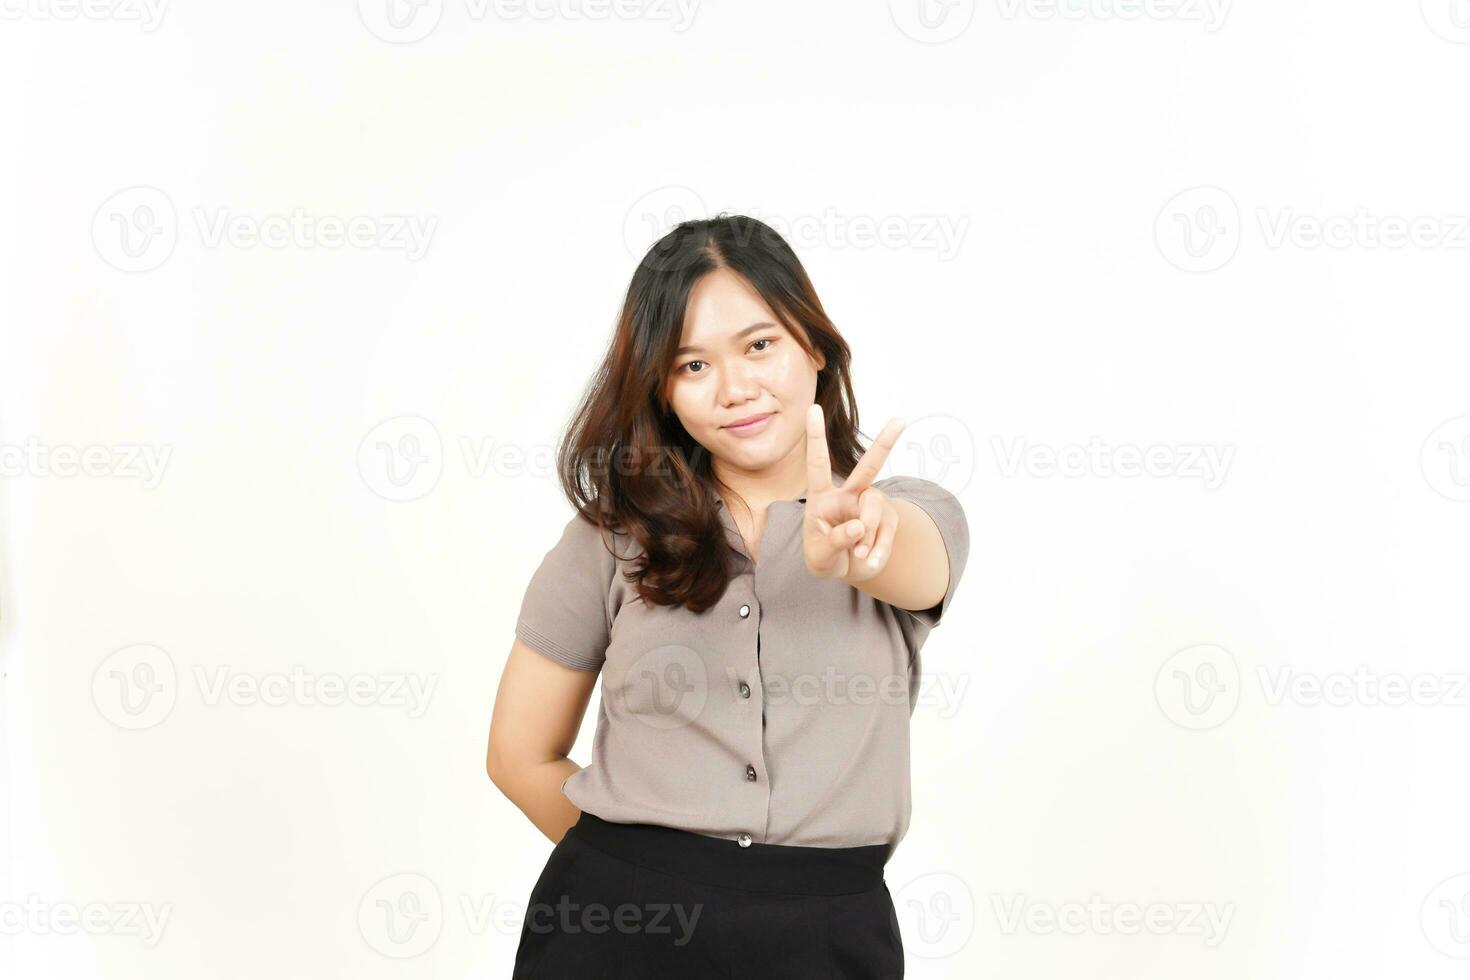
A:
549,508,634,566
872,474,969,560
872,474,965,511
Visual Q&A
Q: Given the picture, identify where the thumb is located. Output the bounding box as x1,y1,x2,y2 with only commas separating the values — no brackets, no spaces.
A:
811,515,863,560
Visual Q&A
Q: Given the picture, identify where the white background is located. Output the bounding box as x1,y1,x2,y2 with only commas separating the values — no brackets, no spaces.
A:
4,1,1470,977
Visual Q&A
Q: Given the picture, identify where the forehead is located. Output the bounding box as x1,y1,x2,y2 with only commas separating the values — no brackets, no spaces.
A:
679,269,784,346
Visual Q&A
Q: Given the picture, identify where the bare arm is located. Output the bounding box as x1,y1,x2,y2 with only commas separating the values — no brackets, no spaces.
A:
840,496,949,613
485,638,600,844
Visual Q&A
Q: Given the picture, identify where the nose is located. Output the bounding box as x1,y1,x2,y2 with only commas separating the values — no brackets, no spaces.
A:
718,358,760,406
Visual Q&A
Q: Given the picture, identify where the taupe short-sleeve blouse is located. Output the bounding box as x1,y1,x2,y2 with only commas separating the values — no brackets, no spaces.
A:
513,475,969,855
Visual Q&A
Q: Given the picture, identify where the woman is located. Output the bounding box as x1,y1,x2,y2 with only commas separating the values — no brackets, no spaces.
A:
486,214,969,978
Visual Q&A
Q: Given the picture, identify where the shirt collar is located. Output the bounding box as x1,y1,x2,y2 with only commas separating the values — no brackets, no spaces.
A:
713,468,853,510
714,473,846,558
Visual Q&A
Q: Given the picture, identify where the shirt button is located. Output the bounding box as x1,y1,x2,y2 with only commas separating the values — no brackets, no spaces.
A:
739,682,751,698
745,764,757,781
739,604,750,618
737,833,752,847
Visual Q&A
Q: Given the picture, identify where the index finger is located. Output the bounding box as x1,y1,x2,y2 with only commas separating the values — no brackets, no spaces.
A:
842,416,906,494
806,403,833,496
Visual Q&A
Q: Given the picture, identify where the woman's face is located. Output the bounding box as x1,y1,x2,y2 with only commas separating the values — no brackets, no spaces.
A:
664,268,826,478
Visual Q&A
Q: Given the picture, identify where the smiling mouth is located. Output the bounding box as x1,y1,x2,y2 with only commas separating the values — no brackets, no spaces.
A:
724,413,773,429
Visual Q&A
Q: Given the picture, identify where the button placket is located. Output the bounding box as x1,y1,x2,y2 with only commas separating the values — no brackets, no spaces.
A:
736,585,766,849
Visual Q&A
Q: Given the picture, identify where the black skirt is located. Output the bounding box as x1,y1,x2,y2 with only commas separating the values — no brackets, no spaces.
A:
512,811,904,978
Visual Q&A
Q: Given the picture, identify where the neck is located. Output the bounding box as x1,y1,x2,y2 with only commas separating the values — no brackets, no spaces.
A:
712,451,850,511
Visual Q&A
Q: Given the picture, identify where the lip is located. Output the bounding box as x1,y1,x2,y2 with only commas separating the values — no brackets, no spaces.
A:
723,412,773,436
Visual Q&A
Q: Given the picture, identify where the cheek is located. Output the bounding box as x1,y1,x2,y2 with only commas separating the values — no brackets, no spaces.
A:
765,351,812,393
666,383,712,432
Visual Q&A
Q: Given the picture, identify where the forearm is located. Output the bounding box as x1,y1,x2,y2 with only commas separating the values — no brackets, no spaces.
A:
491,755,585,844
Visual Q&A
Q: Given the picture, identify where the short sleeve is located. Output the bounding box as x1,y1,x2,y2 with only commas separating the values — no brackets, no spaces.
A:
515,512,617,672
874,475,970,629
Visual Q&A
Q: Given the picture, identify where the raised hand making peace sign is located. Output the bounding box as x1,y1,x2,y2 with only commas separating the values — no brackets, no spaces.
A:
803,404,908,582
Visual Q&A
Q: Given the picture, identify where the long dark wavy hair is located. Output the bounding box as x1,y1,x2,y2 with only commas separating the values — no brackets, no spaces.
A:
558,213,866,613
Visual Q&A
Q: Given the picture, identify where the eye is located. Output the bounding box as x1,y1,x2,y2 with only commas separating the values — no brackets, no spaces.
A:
677,338,774,376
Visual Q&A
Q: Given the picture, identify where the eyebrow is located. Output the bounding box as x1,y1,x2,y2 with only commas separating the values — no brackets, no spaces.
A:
675,322,779,357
